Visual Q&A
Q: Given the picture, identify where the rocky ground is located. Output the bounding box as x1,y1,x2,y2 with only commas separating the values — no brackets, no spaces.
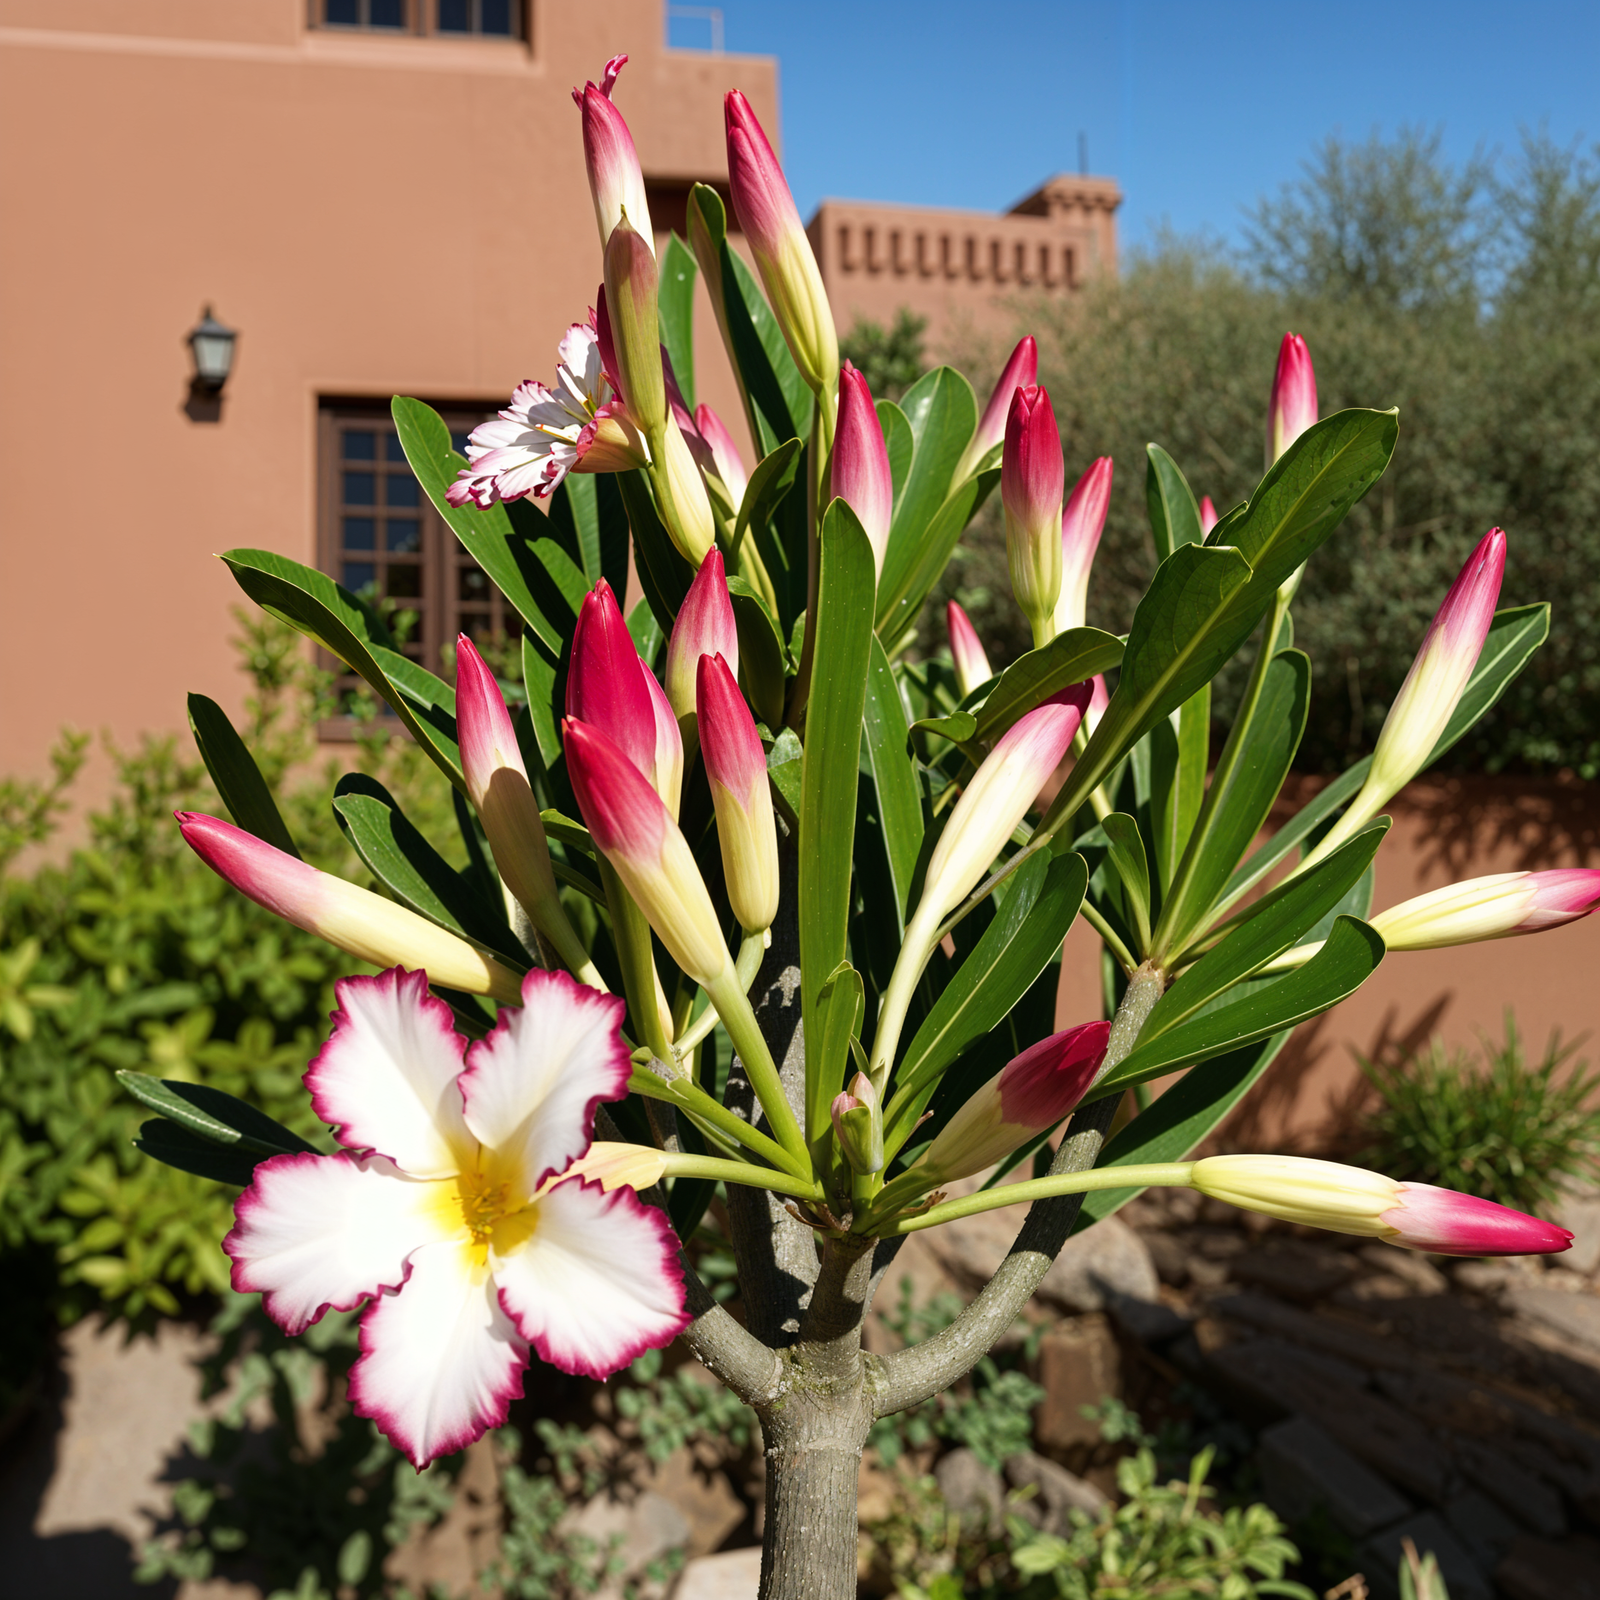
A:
3,1184,1597,1600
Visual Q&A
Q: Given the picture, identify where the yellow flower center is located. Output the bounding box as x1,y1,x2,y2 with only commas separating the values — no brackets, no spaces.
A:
431,1163,537,1267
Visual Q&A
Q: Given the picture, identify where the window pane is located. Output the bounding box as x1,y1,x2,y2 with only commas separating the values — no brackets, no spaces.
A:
343,430,376,460
458,566,490,601
385,432,408,462
386,519,422,553
343,516,376,550
450,429,472,453
343,471,376,506
369,0,405,25
387,564,424,599
437,0,469,30
457,611,491,643
325,0,360,23
386,473,420,508
343,562,376,591
481,0,512,34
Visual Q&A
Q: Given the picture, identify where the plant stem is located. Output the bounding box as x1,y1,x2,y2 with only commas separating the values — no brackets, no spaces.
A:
708,965,811,1170
671,929,769,1061
786,386,837,731
659,1151,823,1201
1079,898,1139,975
882,1162,1195,1234
629,1067,800,1174
598,857,672,1061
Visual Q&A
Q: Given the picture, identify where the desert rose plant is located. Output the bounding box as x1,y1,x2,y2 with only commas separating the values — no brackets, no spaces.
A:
122,51,1591,1600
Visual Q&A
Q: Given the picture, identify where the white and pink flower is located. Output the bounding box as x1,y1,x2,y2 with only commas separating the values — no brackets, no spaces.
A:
225,966,689,1468
946,601,993,698
446,320,645,509
1053,455,1113,636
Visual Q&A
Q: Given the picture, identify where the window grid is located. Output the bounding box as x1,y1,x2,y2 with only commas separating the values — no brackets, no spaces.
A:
313,0,522,36
318,404,523,735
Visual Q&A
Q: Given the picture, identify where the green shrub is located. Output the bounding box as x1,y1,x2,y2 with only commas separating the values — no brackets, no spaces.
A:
1358,1013,1600,1214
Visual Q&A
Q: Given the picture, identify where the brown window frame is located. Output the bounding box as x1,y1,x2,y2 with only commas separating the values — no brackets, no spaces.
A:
309,0,527,40
315,399,524,742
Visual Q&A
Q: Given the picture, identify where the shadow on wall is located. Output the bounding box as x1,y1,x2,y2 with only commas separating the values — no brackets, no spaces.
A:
1402,774,1600,879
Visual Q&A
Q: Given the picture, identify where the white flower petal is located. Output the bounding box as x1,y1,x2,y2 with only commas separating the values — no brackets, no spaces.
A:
348,1238,528,1469
225,1151,449,1335
306,968,473,1177
459,970,629,1192
491,1178,688,1379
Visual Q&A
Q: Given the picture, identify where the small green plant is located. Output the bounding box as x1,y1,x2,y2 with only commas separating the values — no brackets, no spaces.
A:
613,1345,757,1463
838,308,929,401
1358,1012,1600,1214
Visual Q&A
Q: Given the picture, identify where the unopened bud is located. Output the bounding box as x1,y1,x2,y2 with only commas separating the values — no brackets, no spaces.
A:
831,1072,883,1175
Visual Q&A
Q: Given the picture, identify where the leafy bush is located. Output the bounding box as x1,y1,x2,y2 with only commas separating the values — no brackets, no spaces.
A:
840,309,931,402
948,129,1600,774
1358,1013,1600,1213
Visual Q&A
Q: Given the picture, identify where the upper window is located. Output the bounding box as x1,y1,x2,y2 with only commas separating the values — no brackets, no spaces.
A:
318,402,524,732
315,0,523,38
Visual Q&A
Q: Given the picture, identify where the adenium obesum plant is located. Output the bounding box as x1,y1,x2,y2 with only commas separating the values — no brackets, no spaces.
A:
133,55,1585,1600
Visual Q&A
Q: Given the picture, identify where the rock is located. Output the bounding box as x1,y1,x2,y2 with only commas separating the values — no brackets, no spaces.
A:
570,1489,690,1600
674,1546,763,1600
1359,1512,1492,1600
1507,1285,1600,1355
1142,1231,1191,1286
1257,1415,1411,1538
1444,1489,1523,1570
1005,1449,1109,1531
1496,1534,1600,1600
934,1448,1005,1531
1358,1244,1449,1295
1032,1315,1121,1452
1228,1242,1355,1304
1451,1258,1537,1296
930,1212,1158,1313
1454,1441,1567,1538
647,1446,747,1556
1552,1187,1600,1277
1102,1292,1190,1347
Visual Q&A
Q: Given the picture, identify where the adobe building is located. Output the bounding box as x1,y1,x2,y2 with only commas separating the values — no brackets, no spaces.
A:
0,0,773,802
808,174,1122,358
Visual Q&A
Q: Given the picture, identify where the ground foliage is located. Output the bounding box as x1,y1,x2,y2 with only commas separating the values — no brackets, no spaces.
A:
947,129,1600,774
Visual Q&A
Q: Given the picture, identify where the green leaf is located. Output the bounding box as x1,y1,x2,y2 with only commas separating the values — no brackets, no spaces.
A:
728,578,790,730
811,961,865,1145
766,727,803,828
658,232,698,408
714,217,812,449
1146,444,1205,562
547,473,630,594
331,775,528,966
884,852,1088,1157
970,628,1125,746
1144,821,1388,1040
1222,757,1370,911
878,399,914,508
1147,687,1210,896
134,1120,264,1187
119,1071,319,1156
1070,1032,1291,1231
521,632,562,776
877,467,1001,650
616,468,693,634
1101,813,1153,951
800,503,877,1135
186,693,299,858
733,437,803,555
221,547,465,790
1427,601,1550,764
1096,916,1386,1093
861,636,924,930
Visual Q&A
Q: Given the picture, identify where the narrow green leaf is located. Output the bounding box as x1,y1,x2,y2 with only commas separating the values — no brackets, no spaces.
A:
118,1071,318,1156
1145,821,1388,1039
971,627,1125,746
766,727,802,828
186,693,299,858
728,579,789,730
722,244,812,450
1427,601,1550,764
878,399,914,509
733,437,803,554
800,504,877,1118
1222,757,1370,910
1146,444,1205,562
877,467,1000,649
627,596,665,669
134,1120,265,1186
809,961,866,1144
1097,916,1386,1093
332,776,528,966
521,632,562,776
658,232,698,408
1070,1032,1290,1231
221,547,465,790
1101,814,1153,951
861,636,924,929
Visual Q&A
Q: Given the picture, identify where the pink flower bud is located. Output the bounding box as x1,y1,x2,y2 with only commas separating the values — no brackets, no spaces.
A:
695,402,750,509
568,580,683,815
1190,1155,1573,1257
563,718,730,986
455,636,562,925
572,55,653,258
1085,674,1111,736
958,335,1038,480
666,551,740,719
832,361,894,576
724,90,838,393
1268,332,1318,464
1002,385,1066,635
1198,495,1219,535
697,654,779,933
603,215,666,435
1371,868,1600,951
831,1071,883,1175
1053,455,1113,634
177,812,523,1003
920,1022,1109,1182
946,602,993,698
919,686,1089,925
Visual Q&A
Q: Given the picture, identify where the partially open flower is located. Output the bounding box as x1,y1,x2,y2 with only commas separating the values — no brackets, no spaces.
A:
1053,455,1113,635
1198,495,1219,535
226,967,688,1467
666,551,739,720
1268,332,1318,465
446,320,645,508
573,54,653,257
695,402,750,509
1189,1154,1573,1256
946,601,992,698
956,335,1037,481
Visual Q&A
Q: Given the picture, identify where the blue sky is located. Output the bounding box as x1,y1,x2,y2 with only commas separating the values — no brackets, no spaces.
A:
671,1,1600,252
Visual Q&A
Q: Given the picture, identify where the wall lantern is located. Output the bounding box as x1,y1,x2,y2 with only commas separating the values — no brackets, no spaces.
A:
187,305,237,393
